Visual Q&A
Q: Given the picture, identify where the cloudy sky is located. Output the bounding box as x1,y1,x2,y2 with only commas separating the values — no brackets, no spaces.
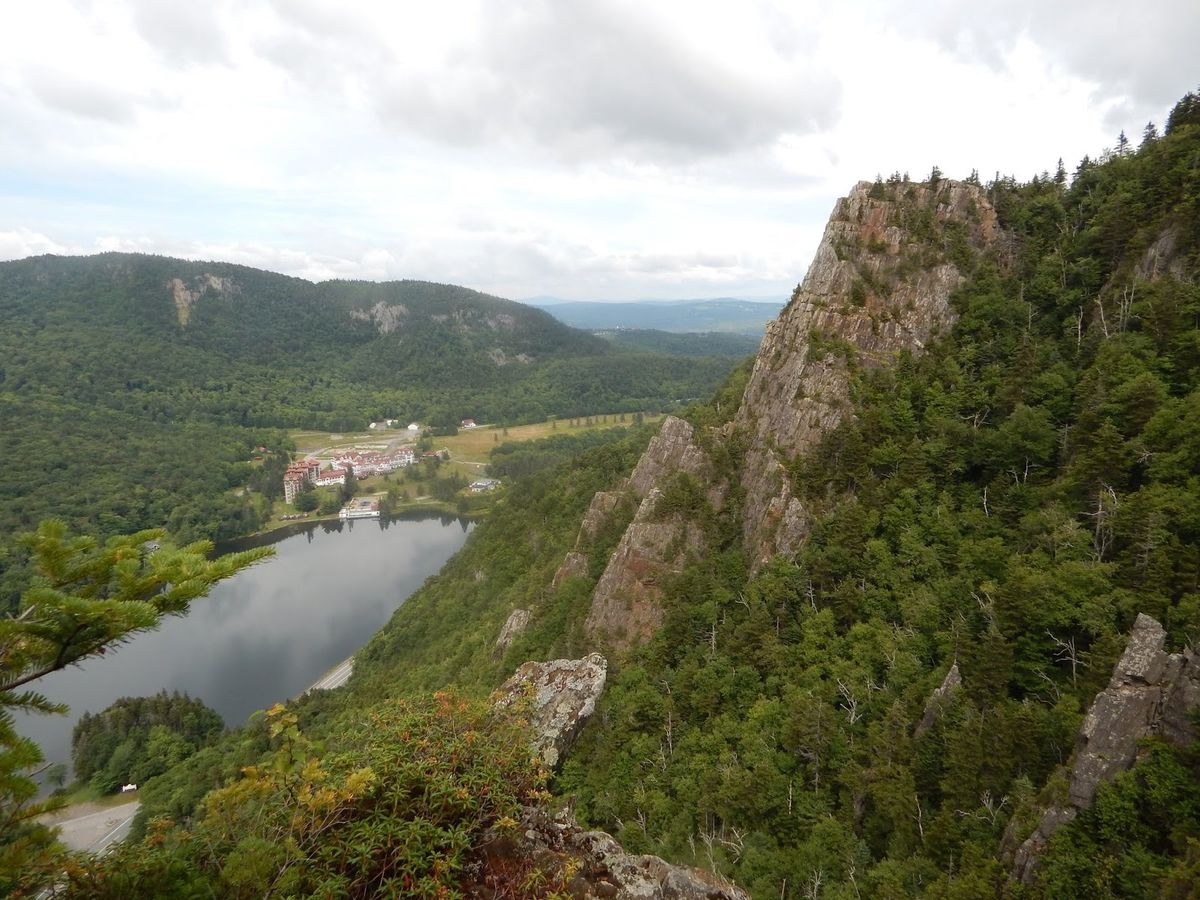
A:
0,1,1195,301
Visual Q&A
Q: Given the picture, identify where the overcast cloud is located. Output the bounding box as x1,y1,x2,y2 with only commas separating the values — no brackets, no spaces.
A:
0,1,1195,300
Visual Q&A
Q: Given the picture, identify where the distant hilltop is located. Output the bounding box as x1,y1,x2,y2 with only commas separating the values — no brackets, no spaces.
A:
525,296,784,335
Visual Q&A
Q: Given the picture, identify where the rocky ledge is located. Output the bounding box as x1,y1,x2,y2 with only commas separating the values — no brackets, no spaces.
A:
470,806,750,899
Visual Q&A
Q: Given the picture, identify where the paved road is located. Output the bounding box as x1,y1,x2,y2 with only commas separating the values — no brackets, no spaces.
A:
308,657,353,692
47,800,140,854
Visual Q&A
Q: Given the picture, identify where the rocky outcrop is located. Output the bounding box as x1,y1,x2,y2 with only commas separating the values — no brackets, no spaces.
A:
494,653,607,770
583,488,705,651
494,608,532,655
914,662,961,740
626,417,709,497
579,491,627,543
552,491,628,586
733,179,997,567
169,274,238,326
349,300,408,334
470,806,749,899
485,653,747,895
583,418,711,650
553,551,591,587
1008,613,1200,883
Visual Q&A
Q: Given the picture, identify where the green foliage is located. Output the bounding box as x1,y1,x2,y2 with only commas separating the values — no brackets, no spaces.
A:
68,696,546,898
0,522,269,894
1034,739,1200,897
598,328,762,357
71,692,223,792
292,489,319,512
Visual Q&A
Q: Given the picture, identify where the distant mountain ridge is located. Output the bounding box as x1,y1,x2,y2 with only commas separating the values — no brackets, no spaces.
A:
528,297,784,334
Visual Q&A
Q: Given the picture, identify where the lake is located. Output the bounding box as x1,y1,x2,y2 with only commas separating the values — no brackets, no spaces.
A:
18,513,473,776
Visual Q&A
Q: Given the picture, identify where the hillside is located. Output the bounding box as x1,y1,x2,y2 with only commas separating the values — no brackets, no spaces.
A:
532,297,783,334
0,255,741,610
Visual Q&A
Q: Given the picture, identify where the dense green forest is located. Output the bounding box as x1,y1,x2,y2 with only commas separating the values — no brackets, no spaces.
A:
530,298,782,334
10,90,1200,898
598,328,764,357
0,260,743,612
71,693,224,793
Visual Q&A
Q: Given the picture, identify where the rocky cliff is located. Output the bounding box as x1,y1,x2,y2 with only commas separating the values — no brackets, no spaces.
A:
576,416,713,651
563,179,1001,655
1007,613,1200,882
733,179,998,566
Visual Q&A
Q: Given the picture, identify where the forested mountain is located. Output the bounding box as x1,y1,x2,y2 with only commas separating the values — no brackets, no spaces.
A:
531,297,783,334
16,91,1200,897
0,256,741,609
598,328,763,357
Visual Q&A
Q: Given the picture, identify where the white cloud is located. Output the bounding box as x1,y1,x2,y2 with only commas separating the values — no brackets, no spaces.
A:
0,0,1195,299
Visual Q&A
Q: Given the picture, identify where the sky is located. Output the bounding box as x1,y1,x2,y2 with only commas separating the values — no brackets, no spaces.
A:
0,1,1196,301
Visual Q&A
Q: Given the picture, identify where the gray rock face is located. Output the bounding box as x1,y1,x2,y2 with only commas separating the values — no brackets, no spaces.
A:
494,653,607,769
627,417,709,497
914,662,961,740
552,491,630,587
349,300,408,334
573,417,712,652
1009,613,1200,883
733,180,997,568
584,489,705,651
494,608,532,654
1070,613,1169,807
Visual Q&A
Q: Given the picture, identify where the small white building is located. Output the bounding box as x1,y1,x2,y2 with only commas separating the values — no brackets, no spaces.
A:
470,478,500,493
407,422,421,432
314,468,348,487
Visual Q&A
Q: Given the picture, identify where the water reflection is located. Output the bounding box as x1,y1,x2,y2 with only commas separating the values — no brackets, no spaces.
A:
17,514,473,774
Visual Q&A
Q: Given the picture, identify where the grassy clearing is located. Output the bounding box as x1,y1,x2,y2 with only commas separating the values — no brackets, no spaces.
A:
438,414,663,464
289,414,663,466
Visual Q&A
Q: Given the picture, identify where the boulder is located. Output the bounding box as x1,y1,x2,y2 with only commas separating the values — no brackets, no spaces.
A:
495,653,607,769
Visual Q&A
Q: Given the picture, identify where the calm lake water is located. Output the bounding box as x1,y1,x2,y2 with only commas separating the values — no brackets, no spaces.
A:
18,513,473,776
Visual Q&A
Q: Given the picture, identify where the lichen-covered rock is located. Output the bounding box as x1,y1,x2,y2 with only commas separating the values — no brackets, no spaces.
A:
469,806,749,899
568,825,749,899
733,179,997,568
1008,613,1200,883
495,608,532,654
494,653,607,769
